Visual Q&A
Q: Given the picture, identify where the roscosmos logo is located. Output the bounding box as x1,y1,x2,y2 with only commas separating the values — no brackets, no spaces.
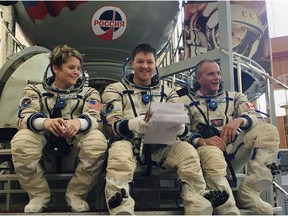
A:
91,6,127,41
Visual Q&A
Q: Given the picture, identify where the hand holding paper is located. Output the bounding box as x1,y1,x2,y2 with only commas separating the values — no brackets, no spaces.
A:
143,102,188,145
176,123,186,136
128,115,148,134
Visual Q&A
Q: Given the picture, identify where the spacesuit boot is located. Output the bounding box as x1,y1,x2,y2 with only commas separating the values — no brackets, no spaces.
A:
66,161,99,212
105,176,135,215
210,177,240,215
19,164,51,213
180,180,213,215
236,149,276,215
236,155,274,214
237,182,273,214
11,129,51,213
66,195,90,212
236,124,279,215
104,140,136,215
21,165,51,213
24,195,50,213
198,146,240,215
65,130,107,212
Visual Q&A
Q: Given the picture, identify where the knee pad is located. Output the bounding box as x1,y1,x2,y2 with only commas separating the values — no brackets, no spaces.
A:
166,141,201,174
11,129,43,159
244,124,280,149
11,129,42,148
11,129,43,176
79,129,107,159
107,141,136,177
81,129,107,148
198,146,227,176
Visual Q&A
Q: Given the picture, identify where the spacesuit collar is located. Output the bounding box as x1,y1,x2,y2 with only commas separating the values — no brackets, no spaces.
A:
52,82,75,92
44,76,83,94
122,74,159,90
195,90,222,99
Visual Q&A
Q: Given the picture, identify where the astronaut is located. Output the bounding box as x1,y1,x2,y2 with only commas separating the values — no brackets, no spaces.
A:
11,45,107,213
180,59,280,215
184,2,264,59
101,43,228,215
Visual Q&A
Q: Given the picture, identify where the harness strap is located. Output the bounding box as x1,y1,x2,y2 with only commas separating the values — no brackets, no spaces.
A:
189,93,238,184
121,82,138,118
121,82,167,177
187,94,210,125
223,151,237,184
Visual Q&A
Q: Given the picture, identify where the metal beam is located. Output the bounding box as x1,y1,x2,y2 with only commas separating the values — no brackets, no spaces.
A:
217,1,234,91
159,49,221,78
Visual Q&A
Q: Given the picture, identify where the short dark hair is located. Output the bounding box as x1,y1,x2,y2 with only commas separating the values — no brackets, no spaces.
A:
131,43,157,61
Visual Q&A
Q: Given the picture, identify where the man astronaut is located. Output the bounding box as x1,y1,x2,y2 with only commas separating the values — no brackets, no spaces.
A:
101,43,228,215
11,45,107,213
180,59,280,215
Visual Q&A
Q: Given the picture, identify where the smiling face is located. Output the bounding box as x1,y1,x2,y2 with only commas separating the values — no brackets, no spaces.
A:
53,56,81,90
196,61,222,96
132,51,156,86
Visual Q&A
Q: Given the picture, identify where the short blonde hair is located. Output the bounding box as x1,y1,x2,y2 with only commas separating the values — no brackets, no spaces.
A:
49,44,84,68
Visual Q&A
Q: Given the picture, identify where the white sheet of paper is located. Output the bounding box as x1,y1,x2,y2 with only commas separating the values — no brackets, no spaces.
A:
143,102,188,145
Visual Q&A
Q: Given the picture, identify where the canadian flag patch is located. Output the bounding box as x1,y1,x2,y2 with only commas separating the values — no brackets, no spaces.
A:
246,102,255,109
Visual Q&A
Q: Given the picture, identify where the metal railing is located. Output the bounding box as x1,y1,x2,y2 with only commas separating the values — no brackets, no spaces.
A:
0,7,25,50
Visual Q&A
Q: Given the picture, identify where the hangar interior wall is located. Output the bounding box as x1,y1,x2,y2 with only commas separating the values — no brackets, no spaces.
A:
272,36,288,148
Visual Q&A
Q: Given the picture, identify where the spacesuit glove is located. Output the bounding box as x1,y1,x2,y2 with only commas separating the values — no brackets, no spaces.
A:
128,115,148,135
176,123,186,136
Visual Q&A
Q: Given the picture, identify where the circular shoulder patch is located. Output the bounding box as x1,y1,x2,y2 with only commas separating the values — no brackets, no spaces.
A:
20,98,32,109
105,103,114,114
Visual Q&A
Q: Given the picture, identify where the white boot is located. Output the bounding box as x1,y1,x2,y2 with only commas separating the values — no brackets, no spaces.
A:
236,148,275,215
237,183,273,215
181,181,213,215
204,174,240,215
198,146,240,215
105,176,135,215
24,195,50,213
235,124,279,215
66,195,90,212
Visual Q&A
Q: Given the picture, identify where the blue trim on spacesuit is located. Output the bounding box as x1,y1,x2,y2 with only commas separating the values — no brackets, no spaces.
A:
189,133,202,148
78,114,92,133
27,112,47,132
114,119,133,138
239,114,252,131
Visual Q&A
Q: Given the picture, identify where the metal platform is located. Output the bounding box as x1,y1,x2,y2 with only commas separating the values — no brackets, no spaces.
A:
0,147,286,215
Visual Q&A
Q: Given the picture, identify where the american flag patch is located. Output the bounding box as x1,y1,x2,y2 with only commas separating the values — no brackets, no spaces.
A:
88,99,103,111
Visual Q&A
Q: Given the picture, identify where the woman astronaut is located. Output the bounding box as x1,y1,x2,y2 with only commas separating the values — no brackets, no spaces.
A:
11,45,107,213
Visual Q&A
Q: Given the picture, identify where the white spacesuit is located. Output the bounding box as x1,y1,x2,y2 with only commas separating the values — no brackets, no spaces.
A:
181,86,280,215
11,75,107,212
101,73,229,215
189,2,265,56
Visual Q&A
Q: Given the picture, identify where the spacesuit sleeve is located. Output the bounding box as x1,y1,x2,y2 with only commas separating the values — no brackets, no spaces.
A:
79,87,103,132
16,84,45,131
101,82,132,139
233,92,262,130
